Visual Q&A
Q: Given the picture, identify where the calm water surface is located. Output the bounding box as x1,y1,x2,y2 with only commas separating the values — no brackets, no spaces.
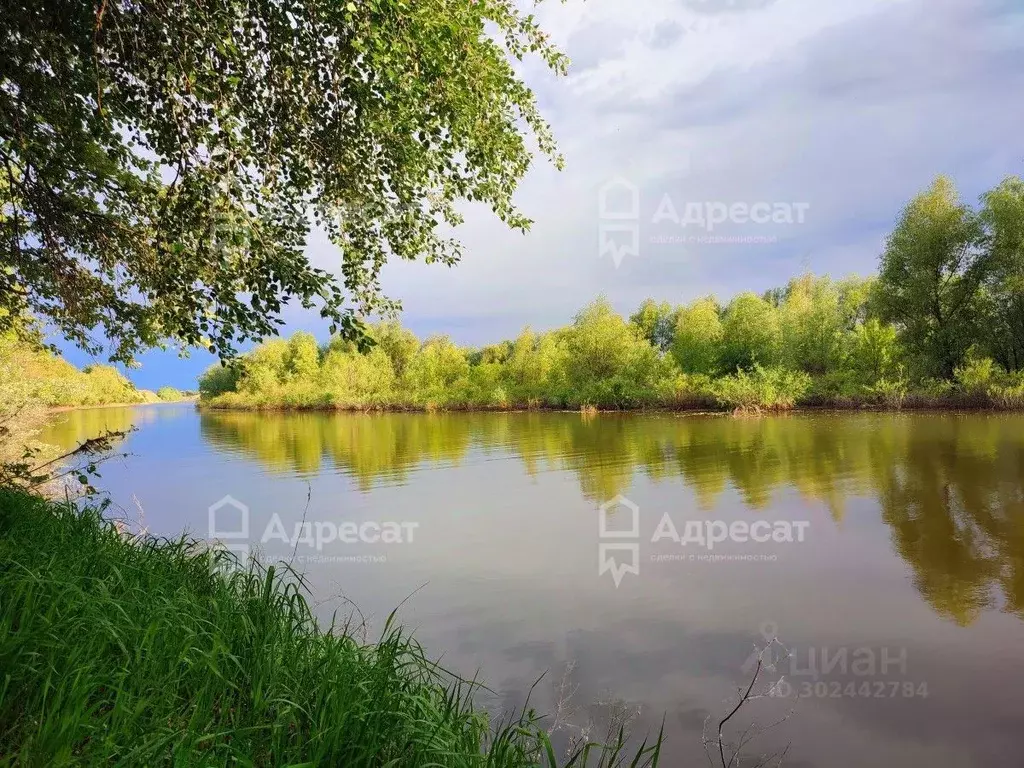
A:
43,406,1024,767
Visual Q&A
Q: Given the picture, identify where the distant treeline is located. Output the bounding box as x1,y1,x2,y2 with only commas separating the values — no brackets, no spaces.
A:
0,329,154,409
200,175,1024,412
0,322,194,409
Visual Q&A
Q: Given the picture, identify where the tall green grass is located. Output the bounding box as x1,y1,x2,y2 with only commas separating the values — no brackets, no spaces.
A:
0,489,661,766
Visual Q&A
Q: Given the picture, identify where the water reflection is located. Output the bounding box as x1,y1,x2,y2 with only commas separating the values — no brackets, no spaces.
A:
41,406,142,448
874,423,1024,625
200,410,1024,625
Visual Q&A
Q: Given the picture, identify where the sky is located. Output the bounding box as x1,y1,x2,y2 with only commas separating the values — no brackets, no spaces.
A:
60,0,1024,390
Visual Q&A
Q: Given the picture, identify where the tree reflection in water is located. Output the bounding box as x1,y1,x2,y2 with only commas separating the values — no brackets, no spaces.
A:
200,411,1024,624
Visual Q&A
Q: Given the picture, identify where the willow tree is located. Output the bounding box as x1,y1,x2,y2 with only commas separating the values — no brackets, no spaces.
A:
875,177,987,378
629,299,677,352
979,176,1024,371
0,0,565,362
720,292,781,372
671,296,722,375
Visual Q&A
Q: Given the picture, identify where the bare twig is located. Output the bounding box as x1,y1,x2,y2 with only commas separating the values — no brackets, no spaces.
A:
704,635,795,768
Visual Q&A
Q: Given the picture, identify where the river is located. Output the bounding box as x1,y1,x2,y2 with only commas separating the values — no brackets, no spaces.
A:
42,405,1024,767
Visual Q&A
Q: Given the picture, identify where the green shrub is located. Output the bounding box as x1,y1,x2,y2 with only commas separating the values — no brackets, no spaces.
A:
864,369,909,408
806,370,862,402
988,371,1024,408
198,362,240,399
651,372,716,409
954,353,998,394
138,389,162,403
711,365,811,411
916,377,956,399
156,386,184,401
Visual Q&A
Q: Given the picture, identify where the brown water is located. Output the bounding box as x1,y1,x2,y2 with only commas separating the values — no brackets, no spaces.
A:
42,406,1024,767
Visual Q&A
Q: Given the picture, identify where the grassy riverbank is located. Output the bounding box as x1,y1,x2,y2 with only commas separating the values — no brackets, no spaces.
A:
0,488,660,766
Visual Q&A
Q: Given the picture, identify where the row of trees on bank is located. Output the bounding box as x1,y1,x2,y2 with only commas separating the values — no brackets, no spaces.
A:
200,174,1024,411
0,328,156,409
636,175,1024,378
0,325,151,482
0,320,196,409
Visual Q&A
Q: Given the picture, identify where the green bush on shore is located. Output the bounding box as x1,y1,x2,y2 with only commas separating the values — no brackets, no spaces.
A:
156,386,185,401
0,489,661,766
711,365,812,412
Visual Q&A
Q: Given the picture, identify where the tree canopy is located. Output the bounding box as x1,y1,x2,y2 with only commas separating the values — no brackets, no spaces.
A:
875,177,987,378
0,0,566,362
875,175,1024,377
